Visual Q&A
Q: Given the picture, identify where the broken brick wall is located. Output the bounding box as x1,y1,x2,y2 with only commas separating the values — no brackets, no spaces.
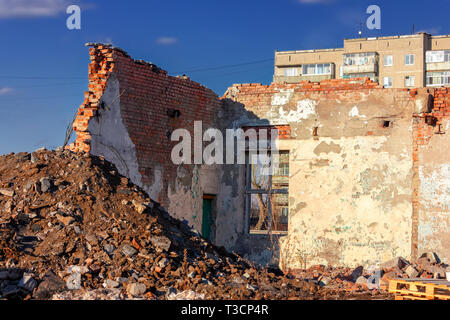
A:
412,87,450,264
69,44,227,234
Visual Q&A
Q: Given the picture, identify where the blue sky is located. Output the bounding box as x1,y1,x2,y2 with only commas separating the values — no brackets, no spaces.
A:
0,0,449,154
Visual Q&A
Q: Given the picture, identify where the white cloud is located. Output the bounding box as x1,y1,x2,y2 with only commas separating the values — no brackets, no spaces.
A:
0,0,70,18
156,37,178,45
0,87,13,95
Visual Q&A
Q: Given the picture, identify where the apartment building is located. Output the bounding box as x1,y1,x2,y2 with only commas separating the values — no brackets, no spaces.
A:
274,32,450,88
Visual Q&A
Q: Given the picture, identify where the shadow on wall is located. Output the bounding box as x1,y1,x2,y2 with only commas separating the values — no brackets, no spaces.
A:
217,98,287,269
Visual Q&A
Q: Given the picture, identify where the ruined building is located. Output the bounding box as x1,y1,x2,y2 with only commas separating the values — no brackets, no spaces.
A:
68,43,450,270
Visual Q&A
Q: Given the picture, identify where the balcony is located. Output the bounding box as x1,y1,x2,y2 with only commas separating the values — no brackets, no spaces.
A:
426,61,450,72
342,52,378,75
426,50,450,72
274,63,334,83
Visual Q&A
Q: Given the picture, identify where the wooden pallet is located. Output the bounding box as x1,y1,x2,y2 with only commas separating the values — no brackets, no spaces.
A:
389,278,450,300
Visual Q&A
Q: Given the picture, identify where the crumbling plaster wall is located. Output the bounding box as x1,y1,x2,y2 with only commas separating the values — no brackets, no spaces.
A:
224,80,424,268
71,44,449,269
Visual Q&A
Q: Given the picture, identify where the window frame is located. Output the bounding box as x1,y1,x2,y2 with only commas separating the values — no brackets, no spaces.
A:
383,55,393,67
405,75,415,87
426,71,450,86
383,76,393,88
245,150,289,235
302,63,332,76
405,54,415,66
284,67,298,77
343,52,376,66
426,50,450,63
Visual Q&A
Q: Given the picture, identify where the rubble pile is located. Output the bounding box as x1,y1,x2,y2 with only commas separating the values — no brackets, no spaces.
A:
289,252,449,294
377,254,449,286
0,149,391,300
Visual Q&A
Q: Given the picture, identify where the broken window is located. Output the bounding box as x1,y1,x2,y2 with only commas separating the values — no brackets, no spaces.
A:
246,151,289,234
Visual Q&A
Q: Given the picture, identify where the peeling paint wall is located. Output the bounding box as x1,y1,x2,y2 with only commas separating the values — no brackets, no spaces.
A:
224,80,422,268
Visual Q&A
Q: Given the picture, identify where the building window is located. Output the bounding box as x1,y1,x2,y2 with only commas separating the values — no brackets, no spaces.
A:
284,68,298,77
405,54,415,65
383,76,393,88
383,55,393,66
246,151,289,234
426,71,450,86
343,52,376,66
426,50,450,63
302,63,332,75
405,76,415,87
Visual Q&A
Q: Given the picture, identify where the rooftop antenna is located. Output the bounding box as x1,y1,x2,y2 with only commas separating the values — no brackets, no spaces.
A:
358,22,363,38
412,24,415,35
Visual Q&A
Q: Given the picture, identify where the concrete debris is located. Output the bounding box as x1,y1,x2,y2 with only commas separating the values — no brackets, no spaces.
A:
0,188,14,197
0,149,416,300
18,273,38,292
167,290,205,300
127,282,147,296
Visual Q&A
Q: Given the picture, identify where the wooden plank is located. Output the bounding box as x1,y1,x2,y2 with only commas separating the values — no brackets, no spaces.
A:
389,279,450,300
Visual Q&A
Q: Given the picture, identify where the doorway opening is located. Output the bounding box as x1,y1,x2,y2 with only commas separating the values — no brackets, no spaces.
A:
202,194,216,242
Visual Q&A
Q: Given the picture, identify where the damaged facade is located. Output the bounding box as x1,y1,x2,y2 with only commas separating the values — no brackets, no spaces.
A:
69,44,450,270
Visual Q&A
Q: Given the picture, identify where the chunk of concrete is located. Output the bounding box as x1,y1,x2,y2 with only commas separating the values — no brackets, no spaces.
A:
405,265,419,278
380,257,410,271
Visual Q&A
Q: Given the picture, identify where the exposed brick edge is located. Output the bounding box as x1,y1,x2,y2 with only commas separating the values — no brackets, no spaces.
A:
67,44,118,153
411,87,449,261
67,43,210,153
222,77,386,99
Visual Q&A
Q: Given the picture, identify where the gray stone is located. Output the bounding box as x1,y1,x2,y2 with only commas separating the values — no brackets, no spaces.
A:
127,282,146,296
1,285,19,297
33,271,66,299
66,272,82,290
419,252,440,264
73,225,81,234
104,243,116,255
405,265,419,278
380,257,410,270
351,266,364,282
66,265,89,275
103,279,120,289
0,270,21,280
318,276,332,286
30,152,39,164
121,244,137,257
246,284,258,291
116,277,128,283
150,235,171,252
158,258,169,269
40,177,51,193
18,273,37,292
355,276,368,284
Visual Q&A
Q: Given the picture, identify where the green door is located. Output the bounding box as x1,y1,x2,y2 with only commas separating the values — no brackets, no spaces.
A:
202,198,212,240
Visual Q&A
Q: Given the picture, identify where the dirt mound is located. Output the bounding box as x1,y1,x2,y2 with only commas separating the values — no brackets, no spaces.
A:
0,149,388,300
